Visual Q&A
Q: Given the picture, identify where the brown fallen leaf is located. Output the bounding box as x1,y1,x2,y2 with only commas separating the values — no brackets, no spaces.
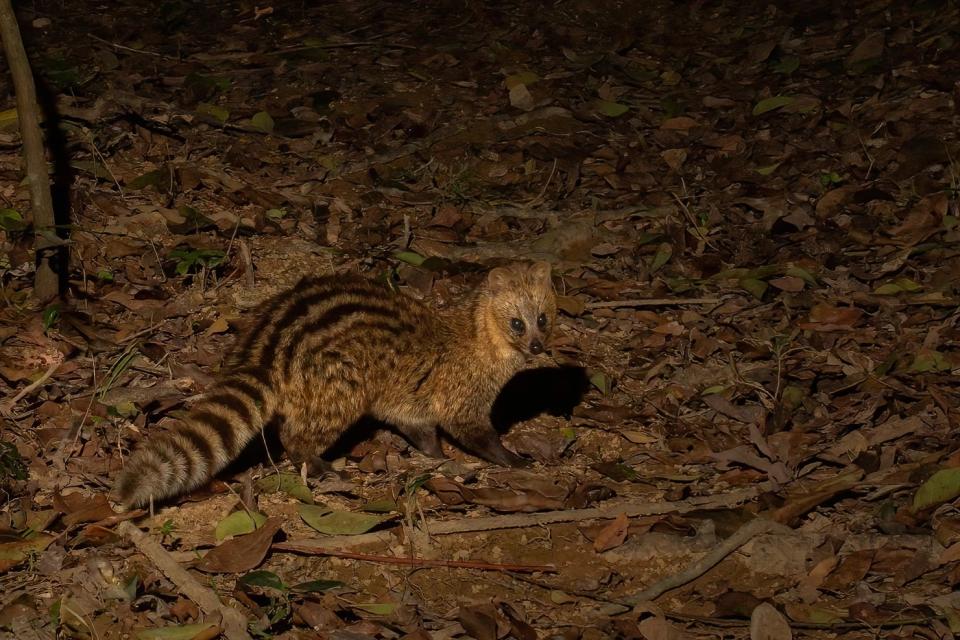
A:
796,304,863,331
768,276,805,292
593,513,629,552
53,492,117,526
196,517,282,573
0,534,55,573
750,602,792,640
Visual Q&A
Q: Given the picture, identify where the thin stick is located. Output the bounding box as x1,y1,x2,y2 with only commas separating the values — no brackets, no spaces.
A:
272,543,556,573
619,518,781,606
274,487,764,553
6,359,61,405
116,521,252,640
586,297,720,310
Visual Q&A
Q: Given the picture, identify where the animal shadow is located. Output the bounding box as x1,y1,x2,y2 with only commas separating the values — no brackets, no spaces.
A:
490,365,590,432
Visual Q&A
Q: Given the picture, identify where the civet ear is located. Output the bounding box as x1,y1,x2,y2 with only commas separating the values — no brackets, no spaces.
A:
528,261,552,286
487,266,515,291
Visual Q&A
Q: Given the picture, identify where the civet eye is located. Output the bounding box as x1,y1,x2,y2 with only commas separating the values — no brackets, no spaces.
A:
537,313,547,328
510,318,525,333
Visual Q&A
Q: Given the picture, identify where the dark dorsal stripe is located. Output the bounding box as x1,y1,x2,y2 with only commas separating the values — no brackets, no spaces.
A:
283,308,411,374
202,392,253,426
232,365,273,389
256,283,384,369
191,409,237,456
230,279,313,365
299,319,417,369
218,377,265,407
233,277,367,365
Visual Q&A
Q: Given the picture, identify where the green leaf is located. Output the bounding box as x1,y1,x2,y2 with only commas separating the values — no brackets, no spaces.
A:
701,385,727,395
135,623,219,640
650,242,673,273
914,468,960,511
908,350,951,373
504,71,539,89
394,251,426,266
351,603,397,615
111,401,138,418
256,473,314,504
892,277,922,292
361,499,399,513
197,102,229,123
238,570,287,591
265,208,287,220
96,269,114,282
0,108,18,132
752,95,795,115
785,266,817,286
589,372,611,394
42,304,60,331
290,578,344,593
596,100,629,117
214,510,267,541
739,277,768,300
755,162,781,176
128,167,172,191
591,461,638,482
873,283,903,295
296,503,333,528
0,208,24,231
559,426,576,440
772,56,800,74
299,506,387,535
250,111,275,133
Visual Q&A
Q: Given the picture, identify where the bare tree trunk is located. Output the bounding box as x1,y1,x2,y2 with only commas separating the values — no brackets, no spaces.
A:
0,0,59,301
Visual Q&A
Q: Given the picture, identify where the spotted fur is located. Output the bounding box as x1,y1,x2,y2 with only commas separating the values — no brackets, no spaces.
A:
115,262,556,508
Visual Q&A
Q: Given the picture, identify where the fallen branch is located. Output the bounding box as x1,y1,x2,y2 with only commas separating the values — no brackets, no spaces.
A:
272,486,765,553
0,359,62,417
586,297,720,310
272,544,556,573
619,517,783,606
117,521,252,640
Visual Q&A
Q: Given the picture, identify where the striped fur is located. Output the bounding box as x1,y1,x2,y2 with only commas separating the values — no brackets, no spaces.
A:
115,262,556,508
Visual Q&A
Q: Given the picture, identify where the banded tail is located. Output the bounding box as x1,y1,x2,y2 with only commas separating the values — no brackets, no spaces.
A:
115,371,272,508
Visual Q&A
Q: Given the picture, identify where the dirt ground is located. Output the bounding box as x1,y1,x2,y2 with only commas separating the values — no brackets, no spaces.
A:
2,0,960,638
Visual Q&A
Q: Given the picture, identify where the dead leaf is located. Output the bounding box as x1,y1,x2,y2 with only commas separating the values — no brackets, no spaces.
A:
196,517,282,573
53,492,117,526
509,84,535,111
845,32,885,70
750,602,792,640
796,304,863,331
768,276,805,292
593,513,629,552
661,148,687,170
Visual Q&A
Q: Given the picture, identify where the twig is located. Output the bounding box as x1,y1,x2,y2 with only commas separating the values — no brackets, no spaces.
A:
5,359,61,406
272,544,556,573
264,40,418,55
272,487,765,552
586,297,720,310
87,33,174,59
619,517,782,606
116,521,252,640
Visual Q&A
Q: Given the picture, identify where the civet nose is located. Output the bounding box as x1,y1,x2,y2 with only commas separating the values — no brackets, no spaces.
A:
529,339,544,355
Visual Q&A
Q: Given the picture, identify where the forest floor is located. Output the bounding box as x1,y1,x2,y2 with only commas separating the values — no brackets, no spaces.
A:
2,0,960,638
